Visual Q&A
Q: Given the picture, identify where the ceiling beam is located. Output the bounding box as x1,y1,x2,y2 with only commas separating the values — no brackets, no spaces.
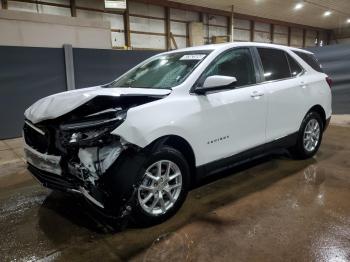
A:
131,0,328,32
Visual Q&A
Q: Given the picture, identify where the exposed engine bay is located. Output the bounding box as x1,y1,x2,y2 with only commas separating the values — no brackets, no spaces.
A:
23,93,168,215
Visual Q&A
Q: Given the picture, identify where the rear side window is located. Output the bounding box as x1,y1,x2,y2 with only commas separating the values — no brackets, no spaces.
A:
286,54,303,76
257,48,291,81
294,51,323,72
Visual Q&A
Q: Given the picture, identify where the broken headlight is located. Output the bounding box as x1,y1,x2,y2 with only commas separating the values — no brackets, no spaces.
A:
60,110,127,146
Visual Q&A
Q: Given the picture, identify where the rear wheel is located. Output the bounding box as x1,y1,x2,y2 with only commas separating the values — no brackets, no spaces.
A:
132,146,190,226
289,111,324,159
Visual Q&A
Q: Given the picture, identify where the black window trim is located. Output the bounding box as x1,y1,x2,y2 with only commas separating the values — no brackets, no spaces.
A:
190,46,261,94
285,52,305,78
293,50,323,73
254,46,305,85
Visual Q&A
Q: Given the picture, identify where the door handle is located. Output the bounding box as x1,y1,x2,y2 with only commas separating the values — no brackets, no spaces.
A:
300,81,308,89
251,91,264,98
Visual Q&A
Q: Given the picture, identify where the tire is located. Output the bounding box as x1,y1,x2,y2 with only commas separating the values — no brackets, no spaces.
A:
131,146,190,227
289,111,324,160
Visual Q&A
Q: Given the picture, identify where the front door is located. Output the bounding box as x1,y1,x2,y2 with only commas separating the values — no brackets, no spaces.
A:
192,47,267,165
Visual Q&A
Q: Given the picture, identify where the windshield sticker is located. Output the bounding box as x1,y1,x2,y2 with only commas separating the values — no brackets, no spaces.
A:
180,54,206,60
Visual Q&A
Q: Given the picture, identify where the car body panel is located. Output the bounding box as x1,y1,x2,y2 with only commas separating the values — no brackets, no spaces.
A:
23,42,332,212
113,84,268,166
24,86,171,124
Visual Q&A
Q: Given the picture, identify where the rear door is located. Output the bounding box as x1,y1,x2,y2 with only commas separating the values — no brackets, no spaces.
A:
255,47,307,142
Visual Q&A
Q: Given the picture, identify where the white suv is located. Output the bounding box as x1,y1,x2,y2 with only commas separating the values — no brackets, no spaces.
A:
23,42,332,226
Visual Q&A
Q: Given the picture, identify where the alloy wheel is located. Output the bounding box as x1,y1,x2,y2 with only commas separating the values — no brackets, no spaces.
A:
303,119,321,152
137,160,182,216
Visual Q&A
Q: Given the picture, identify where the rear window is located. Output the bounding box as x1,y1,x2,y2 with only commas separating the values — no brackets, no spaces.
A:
293,51,323,73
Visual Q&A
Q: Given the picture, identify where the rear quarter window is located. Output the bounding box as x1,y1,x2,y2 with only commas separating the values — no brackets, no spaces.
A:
293,51,324,73
257,48,291,81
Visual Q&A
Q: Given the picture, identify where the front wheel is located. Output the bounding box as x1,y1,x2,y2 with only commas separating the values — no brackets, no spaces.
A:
289,111,324,159
132,146,190,226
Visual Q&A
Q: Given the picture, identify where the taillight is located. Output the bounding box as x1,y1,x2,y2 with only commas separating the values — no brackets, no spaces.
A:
326,77,333,89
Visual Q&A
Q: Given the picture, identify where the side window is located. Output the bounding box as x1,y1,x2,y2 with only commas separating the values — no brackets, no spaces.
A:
199,48,256,88
286,53,303,76
294,51,324,73
257,48,291,81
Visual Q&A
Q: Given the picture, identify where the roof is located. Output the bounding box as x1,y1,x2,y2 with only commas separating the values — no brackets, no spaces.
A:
169,42,313,54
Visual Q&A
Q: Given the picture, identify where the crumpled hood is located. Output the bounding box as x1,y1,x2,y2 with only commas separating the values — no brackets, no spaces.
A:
25,86,171,124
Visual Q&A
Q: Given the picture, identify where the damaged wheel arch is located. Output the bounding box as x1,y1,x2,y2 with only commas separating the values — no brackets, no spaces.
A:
102,134,196,217
105,143,191,226
146,135,197,185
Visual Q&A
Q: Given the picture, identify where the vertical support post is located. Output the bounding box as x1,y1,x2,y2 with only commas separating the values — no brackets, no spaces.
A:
230,5,234,42
302,29,306,48
316,31,320,46
63,44,75,91
170,33,178,49
70,0,76,17
287,27,291,46
165,7,171,50
326,30,332,45
199,12,204,23
206,13,209,44
123,1,131,48
270,24,274,44
227,16,231,42
199,12,205,44
250,20,255,42
1,0,8,9
186,23,190,47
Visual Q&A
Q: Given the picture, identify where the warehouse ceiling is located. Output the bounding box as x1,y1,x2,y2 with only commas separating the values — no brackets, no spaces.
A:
173,0,350,29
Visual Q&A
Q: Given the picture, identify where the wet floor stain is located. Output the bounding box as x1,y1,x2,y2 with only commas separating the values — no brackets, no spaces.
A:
1,125,350,262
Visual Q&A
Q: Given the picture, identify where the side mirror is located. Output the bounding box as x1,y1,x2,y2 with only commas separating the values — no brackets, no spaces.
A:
195,75,237,95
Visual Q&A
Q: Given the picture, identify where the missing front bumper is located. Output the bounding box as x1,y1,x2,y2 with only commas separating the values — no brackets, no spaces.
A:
28,164,105,209
28,164,77,191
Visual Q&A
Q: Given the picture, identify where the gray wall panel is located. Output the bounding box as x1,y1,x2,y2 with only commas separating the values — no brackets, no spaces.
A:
73,49,158,89
0,46,66,139
1,44,349,139
0,46,159,139
307,44,350,114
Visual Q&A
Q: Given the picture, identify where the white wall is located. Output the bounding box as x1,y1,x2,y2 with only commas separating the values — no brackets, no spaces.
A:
8,0,71,16
0,9,111,48
1,0,330,50
333,27,350,45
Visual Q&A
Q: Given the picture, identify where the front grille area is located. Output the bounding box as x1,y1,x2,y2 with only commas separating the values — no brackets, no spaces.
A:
23,122,50,153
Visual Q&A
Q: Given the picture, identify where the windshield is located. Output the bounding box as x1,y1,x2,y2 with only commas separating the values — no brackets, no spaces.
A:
105,51,211,89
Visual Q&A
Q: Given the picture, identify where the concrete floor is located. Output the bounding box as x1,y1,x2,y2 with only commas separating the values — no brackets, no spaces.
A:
1,124,350,262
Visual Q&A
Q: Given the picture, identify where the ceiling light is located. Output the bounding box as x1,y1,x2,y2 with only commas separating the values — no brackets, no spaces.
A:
294,3,304,10
347,19,350,23
323,11,332,16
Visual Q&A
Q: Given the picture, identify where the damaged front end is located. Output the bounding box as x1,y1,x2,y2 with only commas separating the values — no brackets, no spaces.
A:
23,94,163,219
